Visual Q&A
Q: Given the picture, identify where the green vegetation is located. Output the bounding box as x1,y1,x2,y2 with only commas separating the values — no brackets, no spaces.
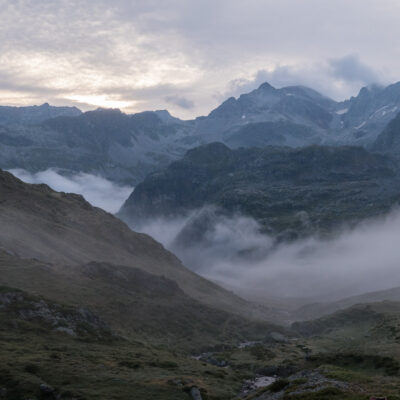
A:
282,387,365,400
0,287,249,400
309,353,400,376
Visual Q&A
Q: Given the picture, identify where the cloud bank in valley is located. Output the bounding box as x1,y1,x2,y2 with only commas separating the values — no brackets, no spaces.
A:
9,169,133,214
133,207,400,302
8,168,400,303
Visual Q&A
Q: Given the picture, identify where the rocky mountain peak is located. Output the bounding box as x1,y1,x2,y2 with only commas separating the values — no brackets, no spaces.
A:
257,81,276,92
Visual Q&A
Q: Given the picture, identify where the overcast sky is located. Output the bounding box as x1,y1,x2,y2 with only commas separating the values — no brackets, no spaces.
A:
1,0,400,118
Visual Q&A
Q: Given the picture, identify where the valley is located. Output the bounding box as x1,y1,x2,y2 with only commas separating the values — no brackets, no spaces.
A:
5,2,400,399
3,84,400,399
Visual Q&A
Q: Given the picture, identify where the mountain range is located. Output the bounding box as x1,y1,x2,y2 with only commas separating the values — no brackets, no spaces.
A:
2,81,400,184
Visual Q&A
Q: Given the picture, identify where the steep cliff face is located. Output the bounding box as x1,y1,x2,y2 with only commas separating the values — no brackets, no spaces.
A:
119,143,399,239
372,112,400,155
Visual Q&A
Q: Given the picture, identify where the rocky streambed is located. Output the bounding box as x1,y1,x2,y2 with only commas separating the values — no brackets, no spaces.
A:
240,375,277,396
190,338,351,400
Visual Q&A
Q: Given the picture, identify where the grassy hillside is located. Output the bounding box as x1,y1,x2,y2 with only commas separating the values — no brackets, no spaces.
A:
0,287,255,400
294,286,400,321
0,169,265,320
0,251,276,347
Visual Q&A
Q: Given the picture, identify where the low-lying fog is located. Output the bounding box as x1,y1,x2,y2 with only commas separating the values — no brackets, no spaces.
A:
9,168,133,214
9,168,400,304
134,207,400,303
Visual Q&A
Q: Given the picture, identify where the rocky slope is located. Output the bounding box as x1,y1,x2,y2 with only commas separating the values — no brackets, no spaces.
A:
188,83,335,147
372,111,400,155
119,142,400,240
190,82,400,148
0,282,276,400
335,82,400,145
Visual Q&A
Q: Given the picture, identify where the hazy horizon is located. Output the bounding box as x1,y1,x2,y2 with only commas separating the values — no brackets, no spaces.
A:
1,78,395,120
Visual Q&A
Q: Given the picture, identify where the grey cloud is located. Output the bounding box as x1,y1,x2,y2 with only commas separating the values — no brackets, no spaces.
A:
0,69,73,96
102,83,194,103
227,67,312,98
1,1,400,117
165,95,194,109
227,65,333,100
226,55,386,101
329,54,382,85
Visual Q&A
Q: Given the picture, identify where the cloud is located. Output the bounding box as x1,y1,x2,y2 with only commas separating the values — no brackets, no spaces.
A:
227,66,327,98
8,168,133,214
165,95,194,109
329,54,382,86
0,1,400,116
226,55,386,101
131,206,400,303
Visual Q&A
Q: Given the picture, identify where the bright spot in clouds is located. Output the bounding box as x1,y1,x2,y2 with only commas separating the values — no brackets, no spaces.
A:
66,95,133,109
